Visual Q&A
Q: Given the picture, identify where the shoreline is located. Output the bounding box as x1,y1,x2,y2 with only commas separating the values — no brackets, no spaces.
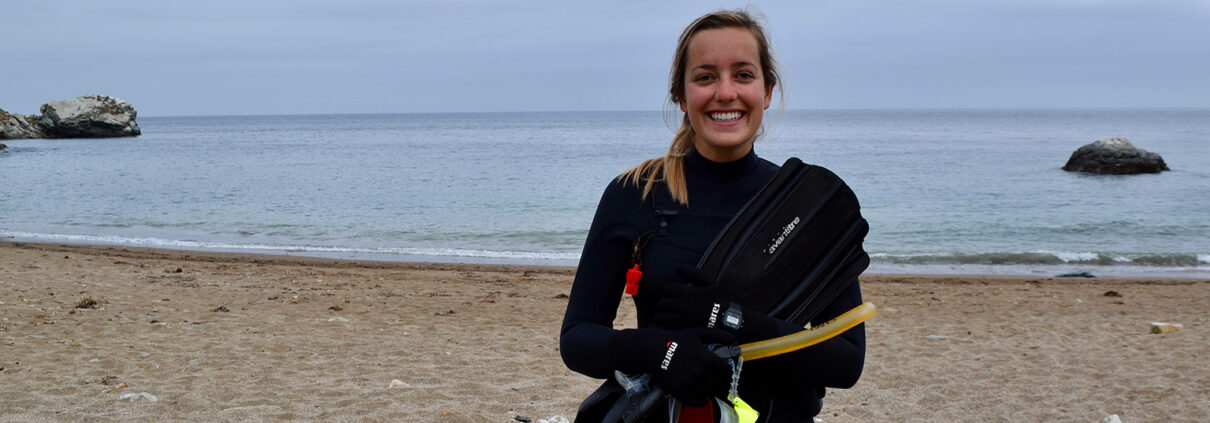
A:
5,238,1207,279
0,240,578,275
2,240,1207,421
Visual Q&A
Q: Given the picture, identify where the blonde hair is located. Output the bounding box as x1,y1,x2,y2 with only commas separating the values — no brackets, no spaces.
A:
620,8,783,206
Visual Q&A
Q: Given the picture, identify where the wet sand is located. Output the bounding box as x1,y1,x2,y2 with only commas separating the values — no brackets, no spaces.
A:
1,241,1207,422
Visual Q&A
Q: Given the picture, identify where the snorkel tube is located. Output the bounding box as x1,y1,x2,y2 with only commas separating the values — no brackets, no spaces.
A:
739,301,876,361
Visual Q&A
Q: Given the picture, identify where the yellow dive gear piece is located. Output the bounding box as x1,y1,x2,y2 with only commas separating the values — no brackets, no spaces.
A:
738,302,876,361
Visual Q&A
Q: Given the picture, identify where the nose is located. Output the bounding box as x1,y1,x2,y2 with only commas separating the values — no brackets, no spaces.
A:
715,77,738,102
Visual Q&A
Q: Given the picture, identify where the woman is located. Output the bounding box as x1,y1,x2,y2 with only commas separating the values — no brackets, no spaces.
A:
560,9,865,422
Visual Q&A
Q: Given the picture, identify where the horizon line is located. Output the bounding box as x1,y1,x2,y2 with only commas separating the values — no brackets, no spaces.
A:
134,106,1210,119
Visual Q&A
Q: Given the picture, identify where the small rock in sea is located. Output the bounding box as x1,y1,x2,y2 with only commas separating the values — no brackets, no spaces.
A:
1103,290,1123,297
388,379,411,389
1103,414,1122,423
118,392,158,402
212,305,230,312
1056,271,1096,278
1150,322,1183,334
1063,137,1169,174
925,335,949,341
513,415,532,422
1074,298,1083,304
967,354,982,361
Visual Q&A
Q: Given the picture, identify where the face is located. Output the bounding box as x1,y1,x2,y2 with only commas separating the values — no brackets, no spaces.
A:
679,27,773,163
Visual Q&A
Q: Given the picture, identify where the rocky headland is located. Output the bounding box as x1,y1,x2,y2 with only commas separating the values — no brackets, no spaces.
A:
1,95,141,140
1062,137,1169,175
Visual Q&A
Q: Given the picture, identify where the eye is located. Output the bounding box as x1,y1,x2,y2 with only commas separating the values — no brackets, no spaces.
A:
736,71,757,81
693,73,715,83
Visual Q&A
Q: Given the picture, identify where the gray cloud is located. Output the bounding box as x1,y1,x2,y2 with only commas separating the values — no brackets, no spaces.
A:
3,0,1207,116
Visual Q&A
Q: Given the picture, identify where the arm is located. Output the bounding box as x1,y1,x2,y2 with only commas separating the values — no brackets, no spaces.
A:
744,279,866,390
650,271,866,389
559,181,641,379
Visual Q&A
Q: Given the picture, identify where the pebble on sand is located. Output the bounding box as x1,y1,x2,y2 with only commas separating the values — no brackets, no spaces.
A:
118,392,158,402
1150,322,1183,334
1103,414,1122,423
388,379,412,389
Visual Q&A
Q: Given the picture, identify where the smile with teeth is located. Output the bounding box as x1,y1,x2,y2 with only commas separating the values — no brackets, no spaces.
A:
710,111,743,122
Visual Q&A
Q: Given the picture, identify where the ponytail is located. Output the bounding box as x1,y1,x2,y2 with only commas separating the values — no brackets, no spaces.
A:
619,115,694,206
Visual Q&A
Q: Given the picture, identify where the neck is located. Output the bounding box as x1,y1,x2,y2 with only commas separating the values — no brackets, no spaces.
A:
692,140,753,163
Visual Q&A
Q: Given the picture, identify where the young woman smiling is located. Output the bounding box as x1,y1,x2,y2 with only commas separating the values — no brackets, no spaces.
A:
561,9,866,422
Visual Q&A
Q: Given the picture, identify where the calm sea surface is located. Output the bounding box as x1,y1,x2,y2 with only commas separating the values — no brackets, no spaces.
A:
2,110,1207,277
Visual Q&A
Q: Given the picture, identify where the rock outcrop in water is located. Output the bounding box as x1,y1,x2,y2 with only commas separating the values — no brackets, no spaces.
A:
1062,137,1168,175
1,95,141,140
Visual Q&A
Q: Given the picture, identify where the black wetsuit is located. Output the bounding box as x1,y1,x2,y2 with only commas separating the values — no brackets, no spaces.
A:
560,148,866,422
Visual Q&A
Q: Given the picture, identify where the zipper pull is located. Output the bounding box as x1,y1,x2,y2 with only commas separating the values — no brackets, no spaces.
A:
624,264,642,296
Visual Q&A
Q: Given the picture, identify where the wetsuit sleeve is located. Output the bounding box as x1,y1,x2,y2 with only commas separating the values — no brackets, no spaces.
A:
744,278,866,390
559,180,643,379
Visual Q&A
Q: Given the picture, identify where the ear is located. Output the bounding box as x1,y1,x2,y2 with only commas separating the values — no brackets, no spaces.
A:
763,83,774,110
678,97,687,113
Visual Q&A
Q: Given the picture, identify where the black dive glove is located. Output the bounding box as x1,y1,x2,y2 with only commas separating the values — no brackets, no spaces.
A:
653,265,782,344
608,327,735,406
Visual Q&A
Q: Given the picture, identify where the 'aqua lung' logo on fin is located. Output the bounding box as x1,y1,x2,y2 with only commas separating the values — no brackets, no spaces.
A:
764,216,801,255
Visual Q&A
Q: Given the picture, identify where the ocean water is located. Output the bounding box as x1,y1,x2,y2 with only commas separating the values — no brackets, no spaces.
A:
2,110,1207,277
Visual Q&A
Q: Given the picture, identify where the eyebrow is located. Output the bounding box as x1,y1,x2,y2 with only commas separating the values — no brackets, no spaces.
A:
691,61,759,72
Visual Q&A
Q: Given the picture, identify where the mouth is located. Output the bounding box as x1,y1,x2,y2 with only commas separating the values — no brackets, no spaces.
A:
709,111,744,122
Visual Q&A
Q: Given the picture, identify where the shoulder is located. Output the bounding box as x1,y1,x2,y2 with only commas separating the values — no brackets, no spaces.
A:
756,156,780,174
590,174,650,215
751,156,781,183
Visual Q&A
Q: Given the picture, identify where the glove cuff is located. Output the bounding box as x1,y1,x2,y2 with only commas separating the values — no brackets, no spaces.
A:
720,302,743,331
733,306,783,344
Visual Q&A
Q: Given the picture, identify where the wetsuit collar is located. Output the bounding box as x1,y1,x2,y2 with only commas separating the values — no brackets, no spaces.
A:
685,146,760,183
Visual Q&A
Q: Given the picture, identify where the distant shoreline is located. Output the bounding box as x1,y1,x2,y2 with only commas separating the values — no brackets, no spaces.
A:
122,107,1210,119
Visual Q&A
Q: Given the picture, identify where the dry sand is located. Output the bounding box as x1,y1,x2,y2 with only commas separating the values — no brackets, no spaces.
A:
1,241,1207,422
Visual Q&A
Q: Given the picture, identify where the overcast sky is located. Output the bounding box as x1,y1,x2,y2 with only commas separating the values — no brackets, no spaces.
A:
4,0,1208,116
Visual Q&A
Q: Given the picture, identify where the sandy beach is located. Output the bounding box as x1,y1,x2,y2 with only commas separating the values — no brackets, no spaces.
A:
1,241,1207,422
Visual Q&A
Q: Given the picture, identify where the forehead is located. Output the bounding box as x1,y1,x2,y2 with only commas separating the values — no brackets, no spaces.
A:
686,27,761,67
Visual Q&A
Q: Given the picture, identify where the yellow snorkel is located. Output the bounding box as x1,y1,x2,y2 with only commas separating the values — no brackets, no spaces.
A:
739,301,877,361
706,301,876,423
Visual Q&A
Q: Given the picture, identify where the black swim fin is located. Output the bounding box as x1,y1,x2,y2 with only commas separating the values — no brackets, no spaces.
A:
697,157,869,326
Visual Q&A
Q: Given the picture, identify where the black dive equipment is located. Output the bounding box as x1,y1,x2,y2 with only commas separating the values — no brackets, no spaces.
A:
696,157,869,326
